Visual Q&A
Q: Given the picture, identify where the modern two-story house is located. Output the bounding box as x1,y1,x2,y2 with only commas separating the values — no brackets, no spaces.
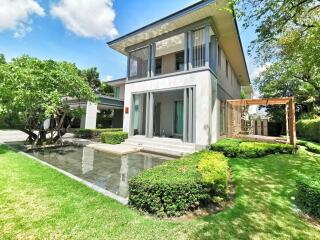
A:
107,0,250,152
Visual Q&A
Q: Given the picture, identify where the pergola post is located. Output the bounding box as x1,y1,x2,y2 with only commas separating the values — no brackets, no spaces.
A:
288,98,296,147
225,97,296,146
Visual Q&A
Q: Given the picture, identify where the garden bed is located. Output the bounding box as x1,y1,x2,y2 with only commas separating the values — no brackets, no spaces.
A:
210,138,295,158
129,151,229,217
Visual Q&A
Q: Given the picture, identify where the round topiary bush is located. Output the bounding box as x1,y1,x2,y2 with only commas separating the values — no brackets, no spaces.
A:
101,131,128,144
128,151,228,217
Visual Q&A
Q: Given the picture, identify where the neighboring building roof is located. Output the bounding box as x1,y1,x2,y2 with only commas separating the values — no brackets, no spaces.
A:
107,0,250,86
105,77,126,86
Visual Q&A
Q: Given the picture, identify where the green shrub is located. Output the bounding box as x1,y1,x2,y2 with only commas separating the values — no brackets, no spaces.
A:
73,128,122,139
297,139,320,154
296,118,320,143
129,151,229,217
101,131,128,144
210,138,294,158
198,152,228,194
295,174,320,218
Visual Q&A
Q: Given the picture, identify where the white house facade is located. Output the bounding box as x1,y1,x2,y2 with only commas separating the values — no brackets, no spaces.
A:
107,0,250,150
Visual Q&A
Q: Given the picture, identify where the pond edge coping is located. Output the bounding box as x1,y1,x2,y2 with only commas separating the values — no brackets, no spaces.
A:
4,144,129,205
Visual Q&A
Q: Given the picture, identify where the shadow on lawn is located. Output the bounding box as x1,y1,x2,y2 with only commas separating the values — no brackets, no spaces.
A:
192,152,320,239
0,145,11,154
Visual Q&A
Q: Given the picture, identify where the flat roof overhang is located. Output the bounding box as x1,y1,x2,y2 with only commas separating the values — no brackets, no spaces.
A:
107,0,250,86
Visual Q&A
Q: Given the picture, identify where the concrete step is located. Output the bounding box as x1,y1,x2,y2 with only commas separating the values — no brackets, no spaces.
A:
129,135,195,146
124,137,196,152
121,143,192,157
123,136,196,156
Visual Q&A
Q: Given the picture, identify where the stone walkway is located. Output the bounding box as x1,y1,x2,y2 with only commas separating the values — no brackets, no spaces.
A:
0,130,142,155
0,130,28,143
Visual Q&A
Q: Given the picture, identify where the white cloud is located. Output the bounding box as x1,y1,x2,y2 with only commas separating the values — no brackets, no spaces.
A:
51,0,118,39
250,63,271,80
0,0,45,38
102,75,113,82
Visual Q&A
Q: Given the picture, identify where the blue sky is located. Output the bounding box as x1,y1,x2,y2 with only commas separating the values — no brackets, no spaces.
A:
0,0,258,81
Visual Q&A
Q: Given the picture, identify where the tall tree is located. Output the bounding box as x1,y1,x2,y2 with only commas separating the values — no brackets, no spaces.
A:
81,67,114,96
231,0,320,119
0,55,95,145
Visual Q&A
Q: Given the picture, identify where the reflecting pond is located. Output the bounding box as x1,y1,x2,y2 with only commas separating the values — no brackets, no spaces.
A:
28,146,170,198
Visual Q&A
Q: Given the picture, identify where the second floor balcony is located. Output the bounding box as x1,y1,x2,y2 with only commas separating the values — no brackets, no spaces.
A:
127,23,217,81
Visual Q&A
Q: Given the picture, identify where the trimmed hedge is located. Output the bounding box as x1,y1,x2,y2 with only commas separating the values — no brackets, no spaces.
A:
129,151,228,217
297,139,320,154
295,174,320,218
73,128,123,139
101,131,128,144
210,138,294,158
296,118,320,143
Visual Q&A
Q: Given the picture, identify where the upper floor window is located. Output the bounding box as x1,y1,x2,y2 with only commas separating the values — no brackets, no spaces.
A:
155,33,185,75
175,51,184,71
192,28,205,68
226,59,229,78
114,87,120,99
129,47,149,80
218,45,221,68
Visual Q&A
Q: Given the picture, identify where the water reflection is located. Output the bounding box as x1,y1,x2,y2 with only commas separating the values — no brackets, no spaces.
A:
29,146,170,198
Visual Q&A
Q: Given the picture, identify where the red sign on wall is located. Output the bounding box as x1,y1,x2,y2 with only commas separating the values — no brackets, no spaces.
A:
125,107,129,114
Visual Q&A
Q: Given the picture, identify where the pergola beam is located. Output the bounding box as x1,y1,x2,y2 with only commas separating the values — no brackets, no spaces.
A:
227,97,292,106
226,97,296,147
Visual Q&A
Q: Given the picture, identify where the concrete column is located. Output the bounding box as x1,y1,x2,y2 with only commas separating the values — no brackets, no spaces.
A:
184,32,188,71
129,94,135,136
150,43,156,77
205,25,210,67
80,101,97,129
188,30,193,70
188,88,193,142
127,53,130,79
148,92,154,138
147,45,152,78
183,88,188,142
145,93,150,137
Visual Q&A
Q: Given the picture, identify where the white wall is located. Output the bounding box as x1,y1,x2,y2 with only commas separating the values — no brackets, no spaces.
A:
216,45,241,99
123,70,215,147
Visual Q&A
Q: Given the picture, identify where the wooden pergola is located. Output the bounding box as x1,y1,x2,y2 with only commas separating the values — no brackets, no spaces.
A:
226,97,296,146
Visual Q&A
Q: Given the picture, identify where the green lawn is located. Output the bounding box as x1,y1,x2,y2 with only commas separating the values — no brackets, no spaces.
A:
0,145,319,239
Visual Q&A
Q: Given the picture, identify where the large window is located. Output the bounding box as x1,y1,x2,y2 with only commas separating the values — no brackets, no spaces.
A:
192,28,205,68
114,87,120,99
129,47,149,80
155,33,185,75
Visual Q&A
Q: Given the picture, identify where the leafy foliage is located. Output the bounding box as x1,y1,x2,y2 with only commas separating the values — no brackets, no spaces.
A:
100,131,128,144
230,0,320,119
296,118,320,143
297,139,320,154
129,151,229,217
0,54,95,144
295,174,320,218
210,138,294,158
81,67,114,96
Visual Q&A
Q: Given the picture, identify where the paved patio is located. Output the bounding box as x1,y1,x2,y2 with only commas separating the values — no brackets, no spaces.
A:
0,130,28,143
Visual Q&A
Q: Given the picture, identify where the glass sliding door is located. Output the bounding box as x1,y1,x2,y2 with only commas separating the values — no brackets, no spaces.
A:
174,100,184,135
132,94,146,135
